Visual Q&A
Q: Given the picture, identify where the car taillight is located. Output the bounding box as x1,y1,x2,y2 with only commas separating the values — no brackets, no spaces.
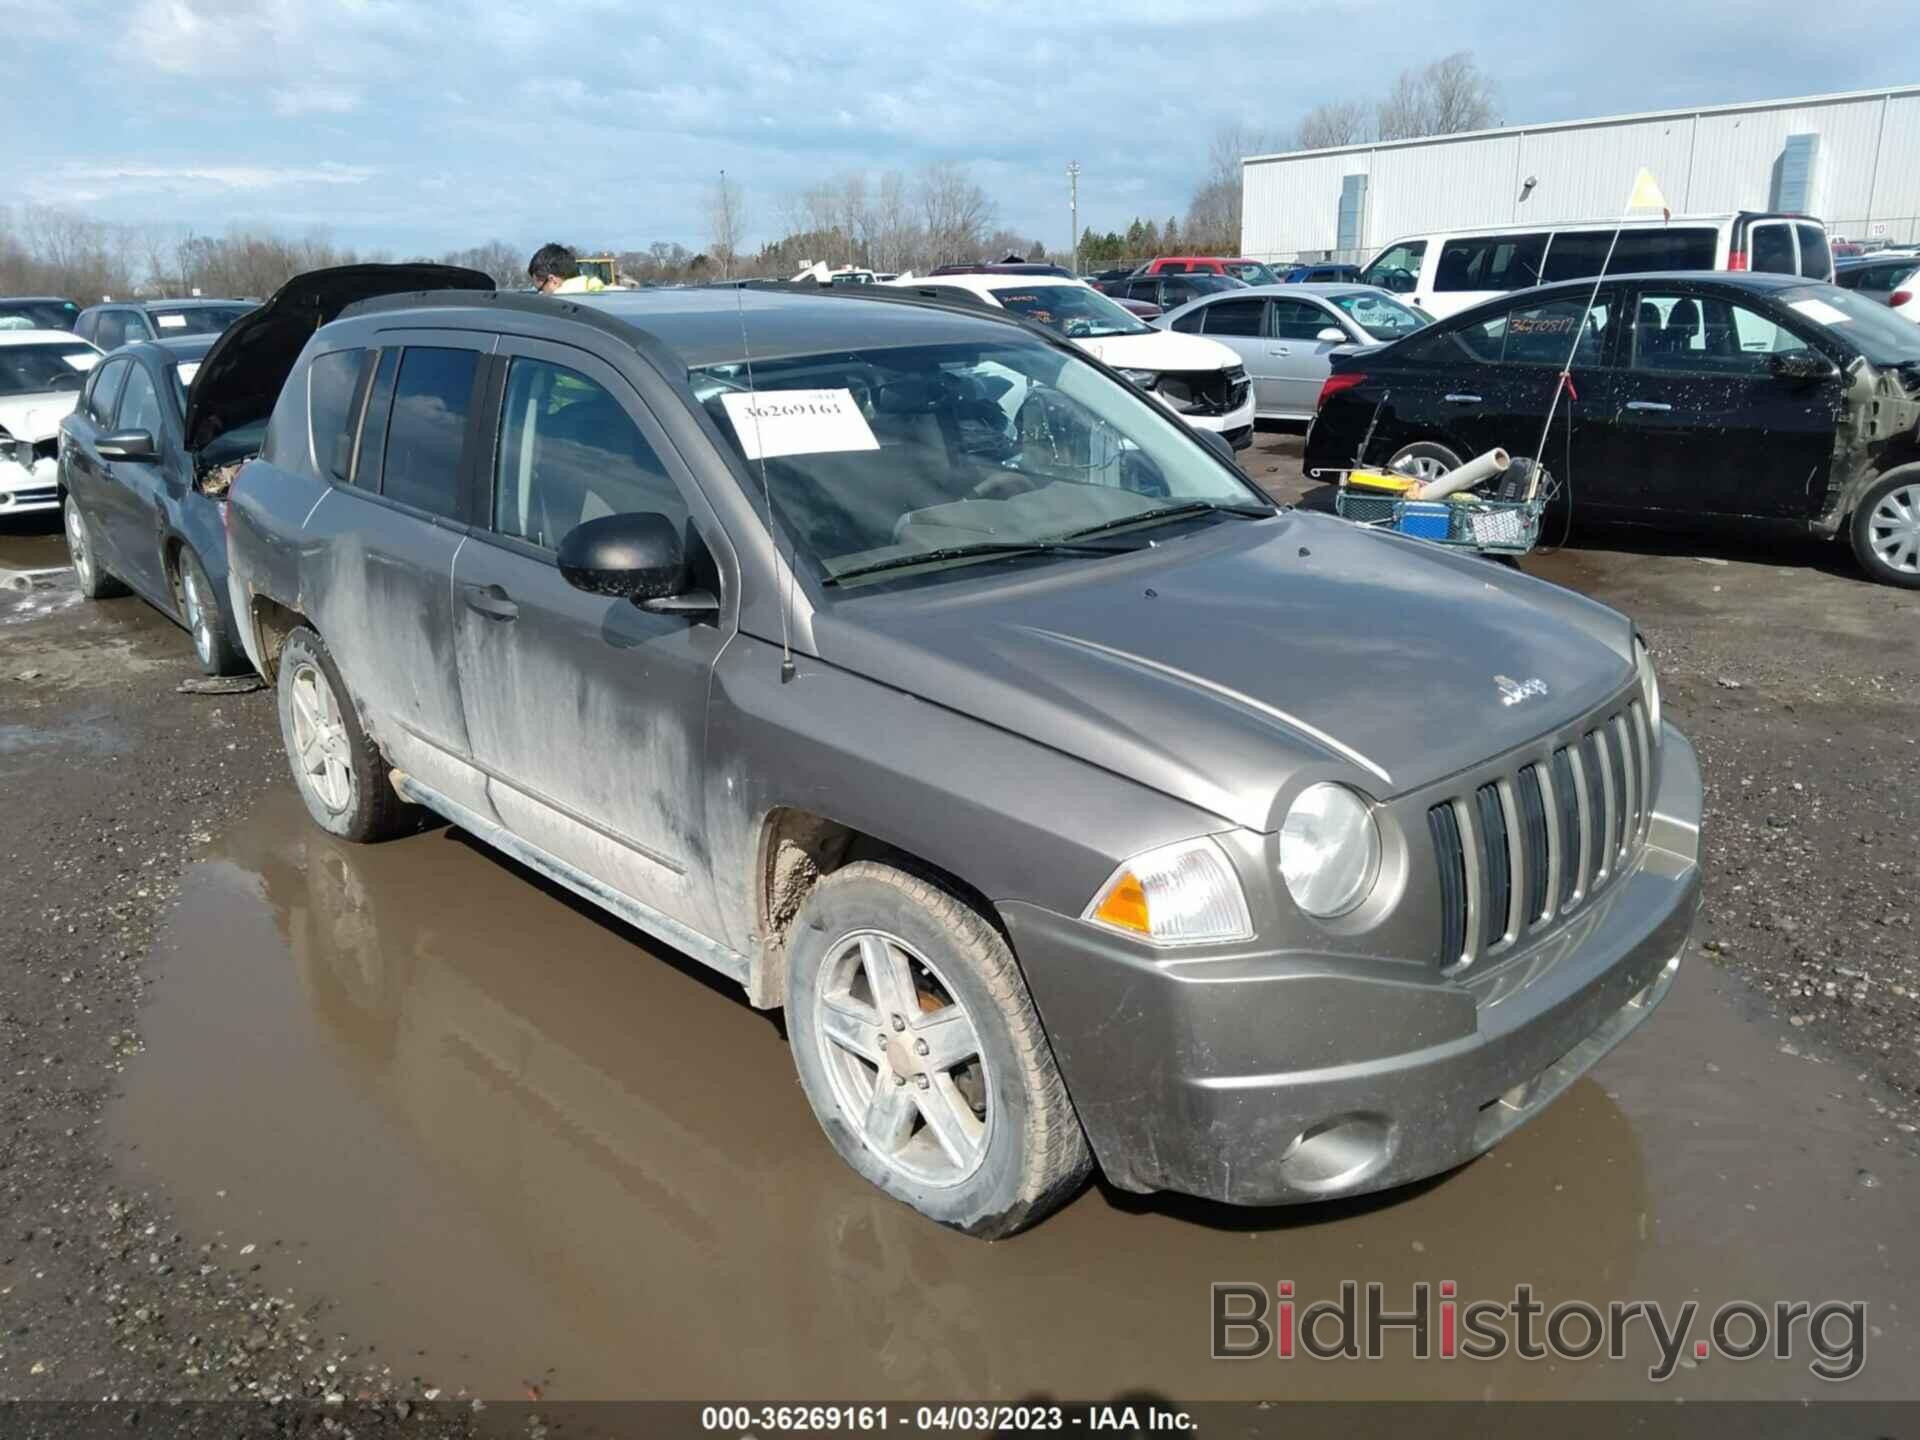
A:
1317,372,1369,409
1893,288,1913,308
1727,250,1748,271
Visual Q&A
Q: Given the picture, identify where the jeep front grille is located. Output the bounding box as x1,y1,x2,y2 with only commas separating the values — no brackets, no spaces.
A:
1426,699,1653,972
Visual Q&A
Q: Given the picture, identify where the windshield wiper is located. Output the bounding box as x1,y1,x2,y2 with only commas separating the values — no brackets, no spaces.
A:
823,538,1145,586
1055,499,1274,541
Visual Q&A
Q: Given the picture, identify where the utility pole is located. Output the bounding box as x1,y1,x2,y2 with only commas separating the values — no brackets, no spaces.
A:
1067,160,1080,275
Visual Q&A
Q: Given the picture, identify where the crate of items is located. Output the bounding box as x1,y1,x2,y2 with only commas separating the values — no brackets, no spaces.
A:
1331,462,1550,558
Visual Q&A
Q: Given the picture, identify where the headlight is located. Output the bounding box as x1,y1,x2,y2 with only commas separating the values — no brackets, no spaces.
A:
1115,367,1157,390
1279,784,1380,918
1635,637,1662,743
1155,377,1198,412
1083,836,1252,946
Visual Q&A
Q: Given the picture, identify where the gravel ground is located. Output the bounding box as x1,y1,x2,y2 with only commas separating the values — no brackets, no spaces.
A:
3,426,1918,1420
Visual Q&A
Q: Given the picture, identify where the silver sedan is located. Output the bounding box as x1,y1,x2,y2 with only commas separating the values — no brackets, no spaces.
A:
1155,284,1432,421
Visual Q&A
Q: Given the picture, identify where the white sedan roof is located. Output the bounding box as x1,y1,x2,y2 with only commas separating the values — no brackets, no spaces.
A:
886,273,1086,301
0,328,100,348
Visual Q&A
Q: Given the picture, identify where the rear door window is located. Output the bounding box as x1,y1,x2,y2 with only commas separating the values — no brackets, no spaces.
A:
1795,224,1832,279
1539,231,1620,285
1201,299,1265,337
307,349,369,483
1750,223,1795,275
353,350,400,489
1610,227,1717,273
1502,296,1614,366
376,347,480,519
1433,234,1546,293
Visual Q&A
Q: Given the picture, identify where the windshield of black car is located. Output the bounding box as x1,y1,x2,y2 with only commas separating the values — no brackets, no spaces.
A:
1778,284,1920,367
0,342,100,395
1331,291,1430,338
692,339,1270,587
148,306,253,336
989,285,1151,339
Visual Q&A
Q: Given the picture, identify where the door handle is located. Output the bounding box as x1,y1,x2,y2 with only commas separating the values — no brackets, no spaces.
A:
462,583,518,621
1625,401,1673,412
1443,393,1482,404
1266,346,1291,356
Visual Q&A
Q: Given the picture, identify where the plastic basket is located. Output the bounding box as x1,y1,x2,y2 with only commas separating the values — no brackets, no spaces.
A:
1334,486,1544,556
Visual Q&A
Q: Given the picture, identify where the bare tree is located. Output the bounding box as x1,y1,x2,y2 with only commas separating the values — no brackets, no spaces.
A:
916,162,994,267
1184,122,1280,256
442,239,526,289
706,172,748,279
871,169,914,272
1296,99,1373,150
1376,51,1497,141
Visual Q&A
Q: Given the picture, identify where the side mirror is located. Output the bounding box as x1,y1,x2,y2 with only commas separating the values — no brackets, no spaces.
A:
557,512,700,608
1769,350,1839,384
1316,326,1348,344
96,429,157,462
1197,429,1238,466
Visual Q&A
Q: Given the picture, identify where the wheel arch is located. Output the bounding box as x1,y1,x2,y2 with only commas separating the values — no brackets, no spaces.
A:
248,594,313,684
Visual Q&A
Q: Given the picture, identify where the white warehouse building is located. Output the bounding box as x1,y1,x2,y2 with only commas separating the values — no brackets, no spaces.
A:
1240,85,1920,266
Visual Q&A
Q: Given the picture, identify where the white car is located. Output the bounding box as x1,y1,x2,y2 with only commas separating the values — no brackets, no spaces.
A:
1892,267,1920,324
884,272,1255,449
0,328,103,516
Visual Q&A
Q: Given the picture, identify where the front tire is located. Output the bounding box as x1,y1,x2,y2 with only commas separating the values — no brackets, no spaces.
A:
786,862,1092,1238
176,546,247,675
1850,469,1920,588
63,495,127,600
276,627,414,842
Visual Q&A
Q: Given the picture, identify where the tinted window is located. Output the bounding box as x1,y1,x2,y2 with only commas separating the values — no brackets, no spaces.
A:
1504,296,1612,366
1610,227,1717,273
353,350,399,489
1361,240,1425,294
378,347,478,518
1629,292,1806,377
88,358,130,423
116,364,164,439
1271,298,1335,341
1538,232,1621,285
307,349,368,482
1169,307,1204,334
1202,299,1265,337
94,311,134,351
493,360,684,551
1795,224,1831,279
1750,223,1795,275
1434,234,1546,293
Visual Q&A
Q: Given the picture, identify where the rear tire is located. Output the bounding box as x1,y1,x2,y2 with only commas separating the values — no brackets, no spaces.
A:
63,494,127,600
786,861,1092,1238
1387,440,1464,483
1850,469,1920,589
276,627,414,842
176,546,247,676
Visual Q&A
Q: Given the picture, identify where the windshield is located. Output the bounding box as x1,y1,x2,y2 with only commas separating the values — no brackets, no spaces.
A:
1224,262,1279,285
1331,291,1430,339
148,305,254,336
989,285,1151,339
0,342,100,396
0,300,80,331
693,339,1270,587
1779,284,1920,367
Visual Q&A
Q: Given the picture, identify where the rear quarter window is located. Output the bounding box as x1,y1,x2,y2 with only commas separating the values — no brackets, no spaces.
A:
307,349,369,482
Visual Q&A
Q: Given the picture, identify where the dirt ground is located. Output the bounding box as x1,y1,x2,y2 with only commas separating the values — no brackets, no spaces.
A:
1,431,1917,1413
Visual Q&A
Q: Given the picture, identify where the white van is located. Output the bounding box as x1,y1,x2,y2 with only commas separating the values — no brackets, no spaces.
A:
1359,211,1834,319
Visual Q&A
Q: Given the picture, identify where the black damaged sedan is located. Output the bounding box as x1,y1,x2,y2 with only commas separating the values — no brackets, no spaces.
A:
1304,272,1920,587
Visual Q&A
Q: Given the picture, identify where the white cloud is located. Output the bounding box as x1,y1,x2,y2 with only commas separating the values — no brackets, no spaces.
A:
53,161,375,192
272,83,363,117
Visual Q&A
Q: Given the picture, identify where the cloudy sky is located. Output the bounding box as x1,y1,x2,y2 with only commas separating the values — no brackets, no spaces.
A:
1,0,1902,260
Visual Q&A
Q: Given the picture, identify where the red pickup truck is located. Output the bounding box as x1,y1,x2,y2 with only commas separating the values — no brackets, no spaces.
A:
1134,255,1281,284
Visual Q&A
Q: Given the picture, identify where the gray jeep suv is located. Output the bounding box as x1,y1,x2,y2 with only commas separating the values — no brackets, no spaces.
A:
225,283,1702,1237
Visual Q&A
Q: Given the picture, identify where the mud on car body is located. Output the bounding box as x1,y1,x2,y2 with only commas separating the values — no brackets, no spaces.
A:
225,283,1702,1236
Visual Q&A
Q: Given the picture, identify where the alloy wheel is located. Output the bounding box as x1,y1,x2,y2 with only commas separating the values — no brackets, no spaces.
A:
814,929,991,1188
1868,483,1920,576
1393,453,1453,482
181,562,215,667
64,499,93,590
288,661,356,815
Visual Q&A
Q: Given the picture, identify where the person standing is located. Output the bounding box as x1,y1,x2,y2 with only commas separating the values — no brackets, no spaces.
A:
527,243,606,295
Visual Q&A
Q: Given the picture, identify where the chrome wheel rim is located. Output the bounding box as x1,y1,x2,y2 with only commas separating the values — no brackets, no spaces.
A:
815,929,990,1188
1868,483,1920,575
64,499,93,589
288,661,355,815
1391,449,1454,482
182,562,214,666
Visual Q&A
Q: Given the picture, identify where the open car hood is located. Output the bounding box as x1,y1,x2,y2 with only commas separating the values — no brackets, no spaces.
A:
184,263,493,453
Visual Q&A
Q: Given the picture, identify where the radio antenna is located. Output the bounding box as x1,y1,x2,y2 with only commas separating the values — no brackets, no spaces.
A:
732,276,797,683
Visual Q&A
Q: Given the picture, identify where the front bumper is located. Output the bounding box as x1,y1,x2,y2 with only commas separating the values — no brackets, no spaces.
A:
0,457,61,514
1179,391,1257,441
1006,727,1704,1207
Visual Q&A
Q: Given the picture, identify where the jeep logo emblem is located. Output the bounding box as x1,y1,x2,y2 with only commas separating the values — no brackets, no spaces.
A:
1495,675,1549,706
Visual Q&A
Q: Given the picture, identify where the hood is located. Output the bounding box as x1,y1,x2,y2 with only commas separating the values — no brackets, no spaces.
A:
0,391,79,444
184,262,493,453
1075,328,1240,374
812,513,1635,829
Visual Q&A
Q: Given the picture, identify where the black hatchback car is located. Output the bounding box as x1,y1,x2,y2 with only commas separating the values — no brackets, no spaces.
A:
1304,272,1920,586
59,265,490,673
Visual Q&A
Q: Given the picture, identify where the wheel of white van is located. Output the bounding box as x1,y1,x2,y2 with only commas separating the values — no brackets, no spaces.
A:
786,861,1092,1238
1851,469,1920,589
276,627,413,842
1386,440,1464,483
63,494,127,600
176,546,247,676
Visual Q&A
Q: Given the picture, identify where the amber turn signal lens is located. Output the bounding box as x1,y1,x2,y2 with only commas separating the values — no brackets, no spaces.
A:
1090,870,1151,935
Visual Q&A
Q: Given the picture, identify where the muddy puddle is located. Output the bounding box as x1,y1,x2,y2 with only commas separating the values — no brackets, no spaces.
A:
109,789,1918,1401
